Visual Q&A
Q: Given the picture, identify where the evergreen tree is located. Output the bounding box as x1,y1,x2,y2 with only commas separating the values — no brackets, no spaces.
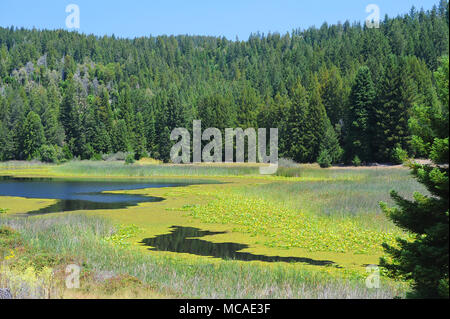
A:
112,119,132,153
287,81,310,162
20,111,46,160
345,66,376,163
380,56,449,299
373,55,412,162
319,65,346,126
134,112,147,160
319,119,343,164
307,76,329,162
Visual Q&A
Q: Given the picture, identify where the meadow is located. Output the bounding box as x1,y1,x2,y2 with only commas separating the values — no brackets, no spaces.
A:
0,160,427,299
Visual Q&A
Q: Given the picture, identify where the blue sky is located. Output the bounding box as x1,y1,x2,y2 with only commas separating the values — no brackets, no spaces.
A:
0,1,441,40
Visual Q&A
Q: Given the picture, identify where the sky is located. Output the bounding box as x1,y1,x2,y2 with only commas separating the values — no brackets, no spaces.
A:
0,0,441,40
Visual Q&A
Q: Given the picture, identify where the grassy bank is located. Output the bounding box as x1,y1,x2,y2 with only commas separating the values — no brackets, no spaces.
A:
0,161,425,298
52,161,261,177
0,214,408,299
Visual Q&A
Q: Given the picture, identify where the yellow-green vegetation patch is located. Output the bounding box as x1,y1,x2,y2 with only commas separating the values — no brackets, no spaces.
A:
0,196,57,215
103,224,144,247
183,190,408,254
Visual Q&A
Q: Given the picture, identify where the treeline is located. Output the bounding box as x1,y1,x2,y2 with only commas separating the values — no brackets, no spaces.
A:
0,2,448,164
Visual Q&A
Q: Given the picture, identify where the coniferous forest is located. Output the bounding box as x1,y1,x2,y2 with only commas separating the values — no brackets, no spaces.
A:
0,3,448,164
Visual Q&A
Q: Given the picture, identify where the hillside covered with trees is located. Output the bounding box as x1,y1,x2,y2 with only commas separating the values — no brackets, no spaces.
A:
0,2,448,164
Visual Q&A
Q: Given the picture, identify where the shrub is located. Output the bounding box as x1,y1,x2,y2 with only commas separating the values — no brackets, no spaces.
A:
317,150,332,168
125,153,135,165
39,145,65,163
392,146,409,164
62,144,73,160
352,155,362,167
90,153,103,161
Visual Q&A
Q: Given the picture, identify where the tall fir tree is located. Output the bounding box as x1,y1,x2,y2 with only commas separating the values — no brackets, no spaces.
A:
20,111,46,160
373,55,412,162
345,66,376,163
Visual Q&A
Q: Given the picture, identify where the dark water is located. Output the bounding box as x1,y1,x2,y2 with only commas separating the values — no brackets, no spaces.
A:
141,226,334,265
0,176,203,215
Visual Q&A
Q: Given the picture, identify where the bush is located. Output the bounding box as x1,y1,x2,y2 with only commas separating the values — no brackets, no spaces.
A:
90,153,103,161
62,144,73,161
125,153,135,165
352,155,362,167
392,146,408,164
39,145,64,163
317,150,332,168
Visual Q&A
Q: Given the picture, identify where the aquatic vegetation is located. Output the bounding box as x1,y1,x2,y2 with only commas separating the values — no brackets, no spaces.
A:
183,190,407,254
104,224,143,247
0,215,408,298
0,164,422,298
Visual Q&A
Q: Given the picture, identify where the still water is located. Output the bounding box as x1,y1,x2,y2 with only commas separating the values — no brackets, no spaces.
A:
0,176,205,214
141,226,334,265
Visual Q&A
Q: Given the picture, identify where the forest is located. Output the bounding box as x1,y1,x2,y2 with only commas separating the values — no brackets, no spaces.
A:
0,2,448,165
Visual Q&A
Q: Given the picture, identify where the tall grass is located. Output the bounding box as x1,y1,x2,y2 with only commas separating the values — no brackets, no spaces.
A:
253,168,426,217
0,160,51,170
0,215,407,299
52,161,260,177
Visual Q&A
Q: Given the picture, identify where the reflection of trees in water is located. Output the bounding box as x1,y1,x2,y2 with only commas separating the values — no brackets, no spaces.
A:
27,195,163,215
141,226,335,266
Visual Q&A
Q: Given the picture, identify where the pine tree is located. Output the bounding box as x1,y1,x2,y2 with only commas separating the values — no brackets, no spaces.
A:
319,65,346,126
134,112,147,160
345,66,376,163
373,55,412,163
319,119,343,164
112,119,132,153
287,81,310,162
307,76,329,162
380,56,449,299
20,111,46,160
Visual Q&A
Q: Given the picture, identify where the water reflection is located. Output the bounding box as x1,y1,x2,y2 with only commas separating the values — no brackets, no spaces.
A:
0,176,206,215
141,226,334,265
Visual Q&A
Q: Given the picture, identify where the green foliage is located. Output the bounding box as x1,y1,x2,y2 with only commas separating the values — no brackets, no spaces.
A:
352,156,362,167
20,111,46,160
391,146,409,165
373,55,412,163
320,121,343,164
0,6,449,163
345,66,376,163
380,56,449,299
39,144,64,163
317,149,332,168
125,153,135,165
103,224,142,247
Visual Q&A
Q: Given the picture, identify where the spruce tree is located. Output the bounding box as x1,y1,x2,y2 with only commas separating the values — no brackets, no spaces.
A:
20,111,46,160
134,112,147,160
373,55,412,163
380,56,449,299
345,66,376,163
307,76,329,162
287,81,310,162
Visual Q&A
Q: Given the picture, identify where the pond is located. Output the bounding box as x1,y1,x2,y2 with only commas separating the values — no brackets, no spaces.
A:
141,226,335,265
0,176,210,215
